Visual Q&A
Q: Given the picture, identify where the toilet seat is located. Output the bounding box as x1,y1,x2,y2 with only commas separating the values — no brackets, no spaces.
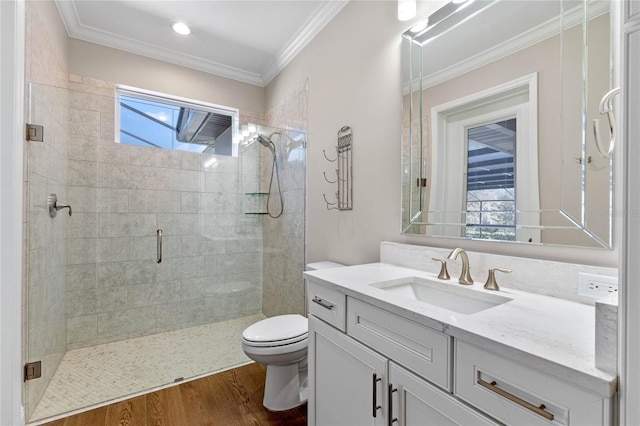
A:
242,314,308,347
242,333,308,348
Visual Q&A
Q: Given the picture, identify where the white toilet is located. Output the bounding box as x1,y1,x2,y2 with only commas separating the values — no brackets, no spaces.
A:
241,314,309,411
241,261,344,411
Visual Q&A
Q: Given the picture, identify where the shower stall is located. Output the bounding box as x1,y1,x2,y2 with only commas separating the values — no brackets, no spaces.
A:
24,79,306,423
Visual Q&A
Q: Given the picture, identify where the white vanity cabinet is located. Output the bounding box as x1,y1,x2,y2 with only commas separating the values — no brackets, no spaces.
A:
308,294,498,426
307,275,615,426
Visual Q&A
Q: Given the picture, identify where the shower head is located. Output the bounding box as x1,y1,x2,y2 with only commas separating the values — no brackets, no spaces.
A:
256,134,276,154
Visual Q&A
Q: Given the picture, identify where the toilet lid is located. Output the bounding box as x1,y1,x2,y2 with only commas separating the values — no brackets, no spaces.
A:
242,314,308,343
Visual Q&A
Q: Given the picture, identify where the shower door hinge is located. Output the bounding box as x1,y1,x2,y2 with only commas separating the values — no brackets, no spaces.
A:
26,123,44,142
24,361,41,381
416,178,427,187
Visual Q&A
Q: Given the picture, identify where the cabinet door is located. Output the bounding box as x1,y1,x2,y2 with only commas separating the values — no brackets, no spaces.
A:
389,362,498,426
309,315,387,426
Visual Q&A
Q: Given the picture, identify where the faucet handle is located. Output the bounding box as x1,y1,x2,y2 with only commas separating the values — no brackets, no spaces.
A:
484,268,511,291
432,258,451,280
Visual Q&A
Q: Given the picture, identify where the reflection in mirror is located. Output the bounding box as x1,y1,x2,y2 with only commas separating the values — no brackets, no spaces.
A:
465,118,516,241
401,0,615,249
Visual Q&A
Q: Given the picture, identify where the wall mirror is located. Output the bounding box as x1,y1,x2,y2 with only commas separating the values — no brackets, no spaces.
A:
401,0,616,249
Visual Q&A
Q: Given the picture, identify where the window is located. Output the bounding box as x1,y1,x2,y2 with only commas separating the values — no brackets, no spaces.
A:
430,73,540,243
116,86,239,156
465,119,516,241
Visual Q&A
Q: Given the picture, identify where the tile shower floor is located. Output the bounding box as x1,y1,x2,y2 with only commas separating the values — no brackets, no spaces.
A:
29,314,265,424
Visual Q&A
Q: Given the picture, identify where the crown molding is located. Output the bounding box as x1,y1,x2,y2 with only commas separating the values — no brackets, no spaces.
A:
261,0,349,86
55,0,348,87
56,0,263,85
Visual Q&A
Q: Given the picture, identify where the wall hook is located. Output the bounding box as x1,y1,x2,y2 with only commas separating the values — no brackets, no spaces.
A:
48,193,72,218
323,148,338,162
323,170,338,184
323,193,339,210
593,87,620,158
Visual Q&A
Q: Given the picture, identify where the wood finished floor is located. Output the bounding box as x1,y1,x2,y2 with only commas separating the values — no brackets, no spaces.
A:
40,363,307,426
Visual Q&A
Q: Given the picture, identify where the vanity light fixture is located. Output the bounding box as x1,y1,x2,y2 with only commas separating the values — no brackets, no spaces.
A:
455,0,477,11
403,0,490,46
398,0,416,21
172,22,191,35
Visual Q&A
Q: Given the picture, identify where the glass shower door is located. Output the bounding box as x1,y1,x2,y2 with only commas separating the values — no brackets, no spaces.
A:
24,81,70,422
24,81,289,423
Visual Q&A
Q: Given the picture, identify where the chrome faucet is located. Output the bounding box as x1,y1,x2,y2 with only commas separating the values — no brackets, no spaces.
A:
446,248,474,285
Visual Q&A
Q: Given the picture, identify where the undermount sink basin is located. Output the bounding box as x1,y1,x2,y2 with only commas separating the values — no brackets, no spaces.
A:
372,277,512,315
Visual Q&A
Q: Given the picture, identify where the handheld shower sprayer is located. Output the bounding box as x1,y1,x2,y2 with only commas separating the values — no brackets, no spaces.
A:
256,134,276,154
255,133,283,218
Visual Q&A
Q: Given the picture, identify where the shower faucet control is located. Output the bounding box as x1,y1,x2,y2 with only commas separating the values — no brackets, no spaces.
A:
48,193,72,218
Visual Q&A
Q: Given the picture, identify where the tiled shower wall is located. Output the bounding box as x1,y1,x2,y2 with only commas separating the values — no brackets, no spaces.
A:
65,76,263,349
24,2,70,418
262,83,308,316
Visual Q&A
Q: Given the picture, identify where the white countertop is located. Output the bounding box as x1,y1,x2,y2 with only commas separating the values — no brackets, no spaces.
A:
304,262,618,398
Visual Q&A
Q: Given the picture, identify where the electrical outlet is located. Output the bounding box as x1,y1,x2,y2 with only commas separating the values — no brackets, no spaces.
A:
578,272,618,298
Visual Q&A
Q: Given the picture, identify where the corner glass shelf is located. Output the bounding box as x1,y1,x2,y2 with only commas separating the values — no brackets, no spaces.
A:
243,192,268,215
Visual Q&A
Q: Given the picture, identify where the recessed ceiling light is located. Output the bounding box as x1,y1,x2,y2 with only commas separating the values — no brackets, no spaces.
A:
172,22,191,35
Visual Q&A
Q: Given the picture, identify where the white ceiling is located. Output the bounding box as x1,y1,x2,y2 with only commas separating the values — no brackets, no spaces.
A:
55,0,348,87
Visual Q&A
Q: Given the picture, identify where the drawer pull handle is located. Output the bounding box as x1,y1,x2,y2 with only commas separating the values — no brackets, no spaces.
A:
478,379,554,421
312,297,335,310
372,373,382,417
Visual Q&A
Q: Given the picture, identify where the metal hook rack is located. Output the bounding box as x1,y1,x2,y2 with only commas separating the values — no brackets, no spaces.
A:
322,126,353,211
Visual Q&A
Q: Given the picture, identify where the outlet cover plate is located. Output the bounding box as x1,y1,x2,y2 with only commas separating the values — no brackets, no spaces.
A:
578,272,618,298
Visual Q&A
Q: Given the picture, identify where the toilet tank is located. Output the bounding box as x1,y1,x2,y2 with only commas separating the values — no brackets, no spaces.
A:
305,261,345,271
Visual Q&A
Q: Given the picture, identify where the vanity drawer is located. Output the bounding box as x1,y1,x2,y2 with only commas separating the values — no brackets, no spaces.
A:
455,340,613,426
347,297,452,391
308,281,347,332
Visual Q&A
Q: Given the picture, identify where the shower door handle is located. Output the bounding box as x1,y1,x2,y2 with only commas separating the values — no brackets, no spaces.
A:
156,229,162,264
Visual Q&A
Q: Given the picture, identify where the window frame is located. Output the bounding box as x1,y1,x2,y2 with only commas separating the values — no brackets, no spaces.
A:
115,85,240,156
430,73,540,243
